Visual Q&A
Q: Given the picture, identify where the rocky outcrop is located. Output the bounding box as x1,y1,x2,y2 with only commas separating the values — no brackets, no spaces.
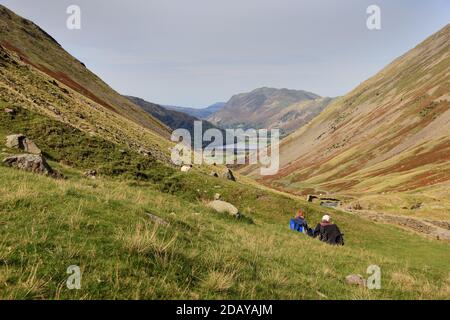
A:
138,147,151,157
84,170,97,179
181,165,192,172
207,200,240,218
2,154,61,178
224,168,236,182
5,134,41,155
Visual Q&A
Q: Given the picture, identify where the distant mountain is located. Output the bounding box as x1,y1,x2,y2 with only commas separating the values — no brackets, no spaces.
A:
244,24,450,197
126,96,225,147
207,87,333,136
164,102,226,119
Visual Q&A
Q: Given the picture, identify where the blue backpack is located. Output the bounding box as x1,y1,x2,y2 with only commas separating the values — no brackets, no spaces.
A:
290,218,307,233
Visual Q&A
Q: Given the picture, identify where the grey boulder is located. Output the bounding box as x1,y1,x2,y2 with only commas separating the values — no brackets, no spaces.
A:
5,134,41,155
345,274,366,287
208,200,240,217
3,154,60,178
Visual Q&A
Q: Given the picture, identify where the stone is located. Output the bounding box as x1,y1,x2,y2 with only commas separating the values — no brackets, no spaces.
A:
351,202,362,210
22,138,41,155
210,171,219,177
181,165,192,172
138,147,151,157
214,193,221,200
5,134,41,154
5,134,25,149
84,170,97,179
144,212,169,226
4,107,15,115
410,203,422,210
3,154,60,178
207,200,240,217
345,274,366,287
224,168,236,182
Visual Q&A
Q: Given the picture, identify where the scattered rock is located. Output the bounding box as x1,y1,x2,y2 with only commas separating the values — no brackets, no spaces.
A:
207,200,240,218
84,170,97,179
345,274,366,287
210,171,219,177
224,168,236,182
3,154,61,178
214,193,221,200
410,203,422,210
144,212,169,226
5,134,24,149
4,107,15,116
351,202,363,210
23,138,41,155
5,134,41,154
138,147,151,157
181,165,192,172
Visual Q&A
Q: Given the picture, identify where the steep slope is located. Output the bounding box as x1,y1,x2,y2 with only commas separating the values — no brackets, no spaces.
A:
164,102,226,119
208,87,333,136
244,24,450,201
0,5,171,161
126,96,225,146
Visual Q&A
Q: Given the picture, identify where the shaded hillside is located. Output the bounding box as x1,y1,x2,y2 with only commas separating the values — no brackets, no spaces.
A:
208,87,333,136
0,5,169,139
126,96,225,146
244,24,450,199
164,102,226,119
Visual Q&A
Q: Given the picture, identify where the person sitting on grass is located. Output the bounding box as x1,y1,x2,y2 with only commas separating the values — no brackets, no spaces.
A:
313,214,344,245
290,209,310,234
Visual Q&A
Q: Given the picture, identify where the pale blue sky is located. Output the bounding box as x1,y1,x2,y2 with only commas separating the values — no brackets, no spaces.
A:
1,0,449,107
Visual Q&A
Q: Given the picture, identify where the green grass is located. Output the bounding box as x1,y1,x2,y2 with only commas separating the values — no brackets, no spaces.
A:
0,163,449,299
0,104,449,300
0,103,176,182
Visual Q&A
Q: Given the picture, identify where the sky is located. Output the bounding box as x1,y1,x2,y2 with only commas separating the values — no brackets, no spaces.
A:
1,0,449,107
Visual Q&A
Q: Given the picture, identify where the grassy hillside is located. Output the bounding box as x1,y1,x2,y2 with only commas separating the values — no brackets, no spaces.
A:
0,40,171,163
0,4,169,139
0,155,449,299
0,101,449,299
0,102,175,182
242,24,450,216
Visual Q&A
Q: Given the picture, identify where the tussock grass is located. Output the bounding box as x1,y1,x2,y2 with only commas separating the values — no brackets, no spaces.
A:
0,161,449,299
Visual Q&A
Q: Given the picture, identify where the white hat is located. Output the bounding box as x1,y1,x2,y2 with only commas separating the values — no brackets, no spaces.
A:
322,215,331,222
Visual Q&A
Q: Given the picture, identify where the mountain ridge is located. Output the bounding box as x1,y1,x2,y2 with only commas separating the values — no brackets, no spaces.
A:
208,87,334,136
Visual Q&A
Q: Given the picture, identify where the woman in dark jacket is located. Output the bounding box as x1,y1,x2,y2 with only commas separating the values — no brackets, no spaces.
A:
313,215,344,245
